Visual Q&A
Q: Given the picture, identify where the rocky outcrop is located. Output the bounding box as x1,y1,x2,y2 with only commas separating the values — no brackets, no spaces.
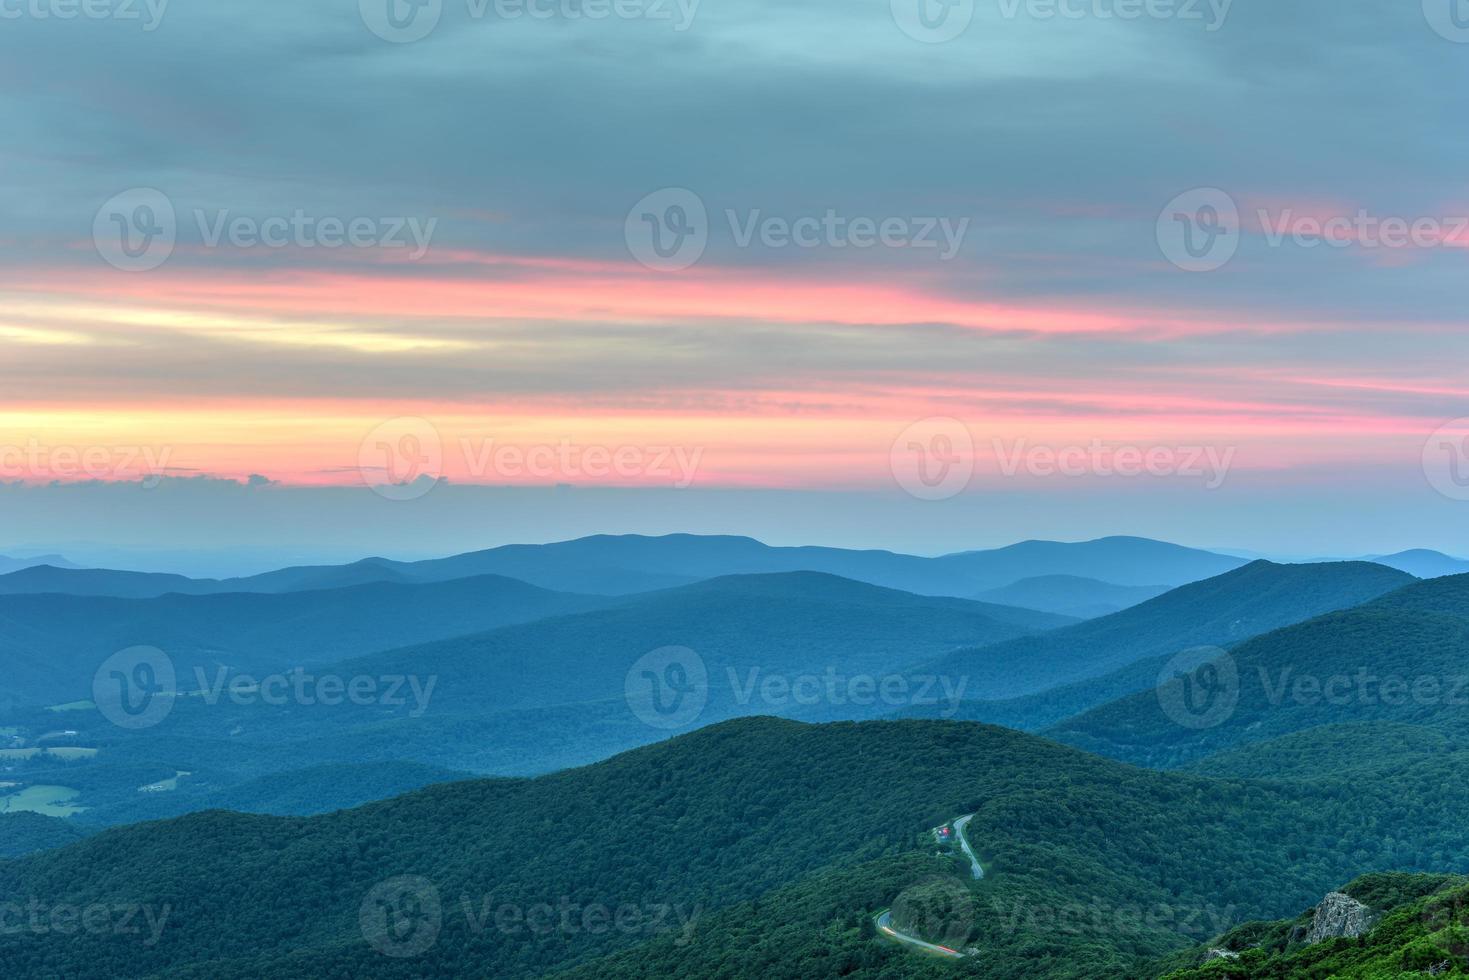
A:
1204,948,1240,961
1303,892,1379,944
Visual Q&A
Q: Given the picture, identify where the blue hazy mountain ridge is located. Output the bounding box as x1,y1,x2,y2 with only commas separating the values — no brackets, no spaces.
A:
1365,548,1469,579
1047,571,1469,770
0,564,215,598
973,574,1172,619
916,560,1417,705
0,533,1249,599
0,574,619,707
237,533,1247,596
37,572,1074,795
210,571,1073,724
890,559,1418,731
0,557,1421,830
0,554,77,575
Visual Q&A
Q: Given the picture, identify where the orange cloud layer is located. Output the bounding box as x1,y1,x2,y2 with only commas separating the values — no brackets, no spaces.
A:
14,251,1332,338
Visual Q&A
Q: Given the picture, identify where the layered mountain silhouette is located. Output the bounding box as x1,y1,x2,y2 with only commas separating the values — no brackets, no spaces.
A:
1049,572,1469,769
0,534,1249,599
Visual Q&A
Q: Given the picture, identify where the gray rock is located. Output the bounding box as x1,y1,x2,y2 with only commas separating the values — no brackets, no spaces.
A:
1305,892,1379,944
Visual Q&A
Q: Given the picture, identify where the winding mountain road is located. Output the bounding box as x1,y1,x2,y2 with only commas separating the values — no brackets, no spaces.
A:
875,910,966,959
953,813,984,880
875,813,984,958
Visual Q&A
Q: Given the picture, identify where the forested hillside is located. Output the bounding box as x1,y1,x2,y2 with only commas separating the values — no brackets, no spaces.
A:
917,560,1414,705
1050,573,1469,768
3,718,1468,979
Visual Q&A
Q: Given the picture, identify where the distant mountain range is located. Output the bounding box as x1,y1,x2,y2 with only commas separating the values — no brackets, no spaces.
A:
5,540,1466,608
917,560,1416,705
0,554,76,575
77,571,1069,781
973,574,1171,619
0,574,618,707
5,531,1469,978
1361,548,1469,579
0,534,1251,600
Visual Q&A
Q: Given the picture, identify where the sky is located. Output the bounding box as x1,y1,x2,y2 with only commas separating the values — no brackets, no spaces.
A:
2,0,1468,567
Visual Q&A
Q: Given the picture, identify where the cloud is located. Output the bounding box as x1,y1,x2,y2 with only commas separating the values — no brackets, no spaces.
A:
0,0,1459,532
